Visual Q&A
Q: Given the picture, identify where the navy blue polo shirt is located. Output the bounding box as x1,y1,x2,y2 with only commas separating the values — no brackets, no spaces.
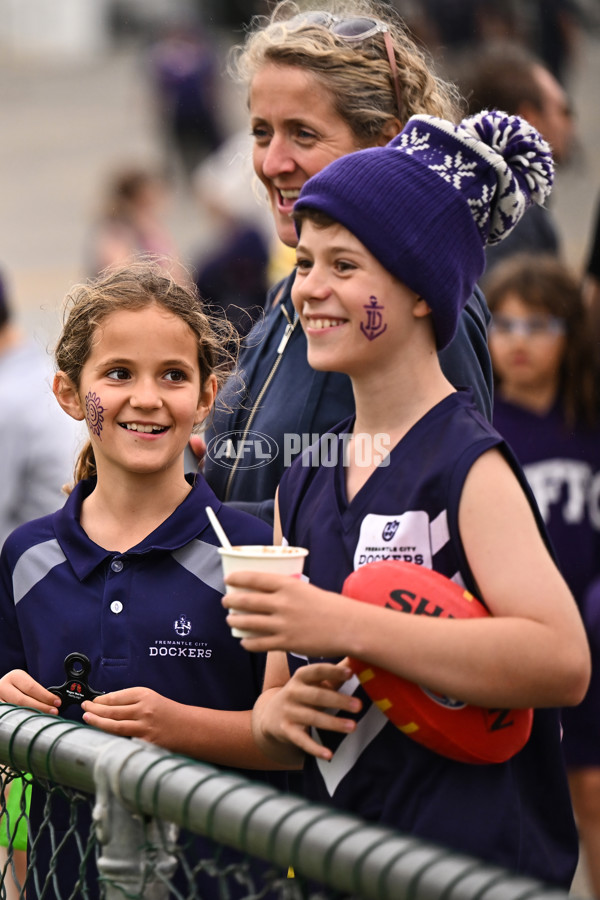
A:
1,477,284,900
0,476,271,722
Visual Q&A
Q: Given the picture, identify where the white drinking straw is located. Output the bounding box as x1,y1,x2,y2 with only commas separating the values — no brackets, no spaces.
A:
205,506,233,550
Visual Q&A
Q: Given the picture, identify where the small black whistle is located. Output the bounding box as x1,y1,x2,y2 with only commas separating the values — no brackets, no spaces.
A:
47,652,104,710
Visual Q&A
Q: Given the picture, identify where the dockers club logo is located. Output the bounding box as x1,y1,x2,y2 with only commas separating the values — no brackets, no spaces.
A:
174,615,192,637
382,520,400,541
360,296,387,341
206,430,279,470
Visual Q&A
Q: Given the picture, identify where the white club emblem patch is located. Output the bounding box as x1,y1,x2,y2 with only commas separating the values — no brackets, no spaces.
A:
174,615,192,637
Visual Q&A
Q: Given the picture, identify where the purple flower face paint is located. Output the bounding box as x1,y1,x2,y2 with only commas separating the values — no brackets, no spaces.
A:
360,296,388,341
85,391,105,438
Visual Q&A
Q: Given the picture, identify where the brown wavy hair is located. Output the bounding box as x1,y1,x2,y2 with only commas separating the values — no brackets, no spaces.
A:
230,0,462,144
55,260,239,484
484,253,599,428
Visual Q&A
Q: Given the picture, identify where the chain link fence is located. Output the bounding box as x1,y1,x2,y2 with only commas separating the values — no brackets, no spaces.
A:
0,703,580,900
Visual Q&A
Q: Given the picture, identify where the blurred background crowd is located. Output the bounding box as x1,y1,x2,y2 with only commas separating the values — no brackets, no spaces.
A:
1,0,600,895
0,0,599,349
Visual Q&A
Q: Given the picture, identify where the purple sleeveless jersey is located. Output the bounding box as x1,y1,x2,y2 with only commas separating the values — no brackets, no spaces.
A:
494,396,600,768
279,390,578,887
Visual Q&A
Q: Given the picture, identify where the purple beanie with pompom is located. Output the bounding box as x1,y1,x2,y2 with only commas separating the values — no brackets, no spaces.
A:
294,110,554,349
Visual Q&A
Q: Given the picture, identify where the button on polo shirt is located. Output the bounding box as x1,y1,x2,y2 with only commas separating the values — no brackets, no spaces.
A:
103,555,130,660
2,475,272,704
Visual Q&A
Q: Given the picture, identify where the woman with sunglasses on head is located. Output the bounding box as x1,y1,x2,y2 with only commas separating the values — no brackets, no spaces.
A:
486,253,600,898
200,0,493,523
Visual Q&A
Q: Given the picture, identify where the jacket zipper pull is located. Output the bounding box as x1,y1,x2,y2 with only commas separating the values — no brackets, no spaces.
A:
277,322,294,355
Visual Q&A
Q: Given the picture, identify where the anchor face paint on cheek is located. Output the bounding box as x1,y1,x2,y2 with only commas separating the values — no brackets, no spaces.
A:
85,391,105,438
360,296,388,341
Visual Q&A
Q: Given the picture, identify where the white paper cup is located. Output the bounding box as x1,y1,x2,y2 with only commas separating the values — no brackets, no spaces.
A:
218,545,309,638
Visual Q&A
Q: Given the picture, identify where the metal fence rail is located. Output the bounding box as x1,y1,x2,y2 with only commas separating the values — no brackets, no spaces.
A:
0,703,578,900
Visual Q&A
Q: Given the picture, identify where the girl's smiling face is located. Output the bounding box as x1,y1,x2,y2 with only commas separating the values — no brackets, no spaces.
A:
55,303,215,480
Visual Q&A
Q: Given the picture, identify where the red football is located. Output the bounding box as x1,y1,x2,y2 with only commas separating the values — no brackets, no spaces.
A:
342,560,533,764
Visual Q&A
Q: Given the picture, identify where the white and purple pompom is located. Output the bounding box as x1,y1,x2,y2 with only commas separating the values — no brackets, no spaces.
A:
397,110,554,246
460,110,554,244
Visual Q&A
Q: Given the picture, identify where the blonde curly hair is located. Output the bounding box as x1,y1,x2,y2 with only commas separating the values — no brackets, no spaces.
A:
230,0,461,143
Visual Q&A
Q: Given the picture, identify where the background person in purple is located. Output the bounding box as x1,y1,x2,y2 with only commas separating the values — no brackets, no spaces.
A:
486,252,600,897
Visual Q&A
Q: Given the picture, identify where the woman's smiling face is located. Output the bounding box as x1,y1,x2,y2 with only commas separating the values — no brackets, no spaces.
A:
250,63,362,248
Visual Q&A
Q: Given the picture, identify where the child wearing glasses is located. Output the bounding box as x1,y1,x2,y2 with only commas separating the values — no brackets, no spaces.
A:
222,112,590,888
486,252,600,897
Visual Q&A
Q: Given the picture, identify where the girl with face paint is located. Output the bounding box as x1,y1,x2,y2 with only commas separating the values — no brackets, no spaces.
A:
0,262,281,899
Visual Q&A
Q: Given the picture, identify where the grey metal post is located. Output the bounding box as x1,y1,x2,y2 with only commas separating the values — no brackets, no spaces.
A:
93,739,178,900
